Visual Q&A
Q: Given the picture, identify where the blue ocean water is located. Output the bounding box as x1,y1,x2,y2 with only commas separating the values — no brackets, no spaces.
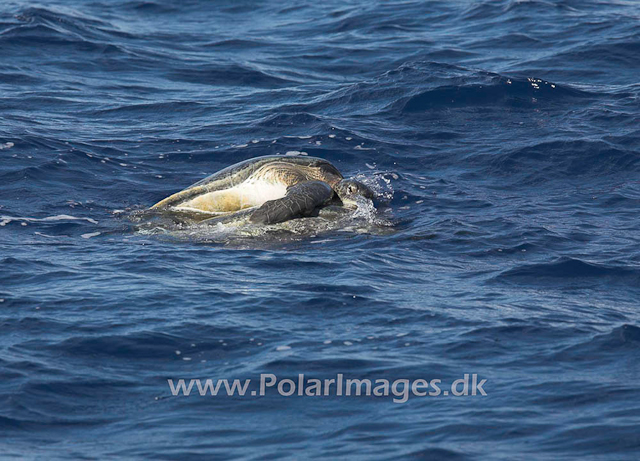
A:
1,0,640,458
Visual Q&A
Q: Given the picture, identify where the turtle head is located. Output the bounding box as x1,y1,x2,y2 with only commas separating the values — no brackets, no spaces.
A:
334,179,375,208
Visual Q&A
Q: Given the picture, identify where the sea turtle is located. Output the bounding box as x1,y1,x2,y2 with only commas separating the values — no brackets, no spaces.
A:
150,155,374,225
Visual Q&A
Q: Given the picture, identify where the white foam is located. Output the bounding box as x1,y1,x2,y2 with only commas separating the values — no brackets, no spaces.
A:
81,232,101,239
276,345,291,351
0,214,98,226
34,232,57,238
0,142,15,150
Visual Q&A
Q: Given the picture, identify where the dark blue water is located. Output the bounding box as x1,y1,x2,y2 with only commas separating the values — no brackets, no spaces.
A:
2,0,640,458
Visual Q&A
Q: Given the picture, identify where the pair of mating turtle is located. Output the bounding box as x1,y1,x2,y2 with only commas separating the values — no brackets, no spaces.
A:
150,155,374,225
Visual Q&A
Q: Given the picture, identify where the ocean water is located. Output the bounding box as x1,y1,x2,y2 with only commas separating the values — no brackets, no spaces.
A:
1,0,640,459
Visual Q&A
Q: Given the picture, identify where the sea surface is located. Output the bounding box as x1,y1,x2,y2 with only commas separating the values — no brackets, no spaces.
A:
1,0,640,459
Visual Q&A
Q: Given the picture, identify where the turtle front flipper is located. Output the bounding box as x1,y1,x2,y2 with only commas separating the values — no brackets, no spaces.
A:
249,181,334,225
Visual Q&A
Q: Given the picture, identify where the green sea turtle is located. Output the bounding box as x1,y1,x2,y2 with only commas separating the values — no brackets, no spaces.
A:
150,155,374,225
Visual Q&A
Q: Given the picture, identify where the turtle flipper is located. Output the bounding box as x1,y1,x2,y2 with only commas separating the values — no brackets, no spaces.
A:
249,181,334,225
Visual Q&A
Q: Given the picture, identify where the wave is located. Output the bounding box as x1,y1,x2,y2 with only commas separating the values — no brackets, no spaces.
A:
0,71,43,85
8,6,130,41
461,0,580,22
496,258,640,286
400,76,594,112
522,40,640,75
202,39,270,49
467,32,545,49
88,101,208,116
253,112,331,133
122,1,180,14
0,22,121,54
478,139,640,183
166,64,294,88
552,324,640,363
285,61,600,122
0,7,146,66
